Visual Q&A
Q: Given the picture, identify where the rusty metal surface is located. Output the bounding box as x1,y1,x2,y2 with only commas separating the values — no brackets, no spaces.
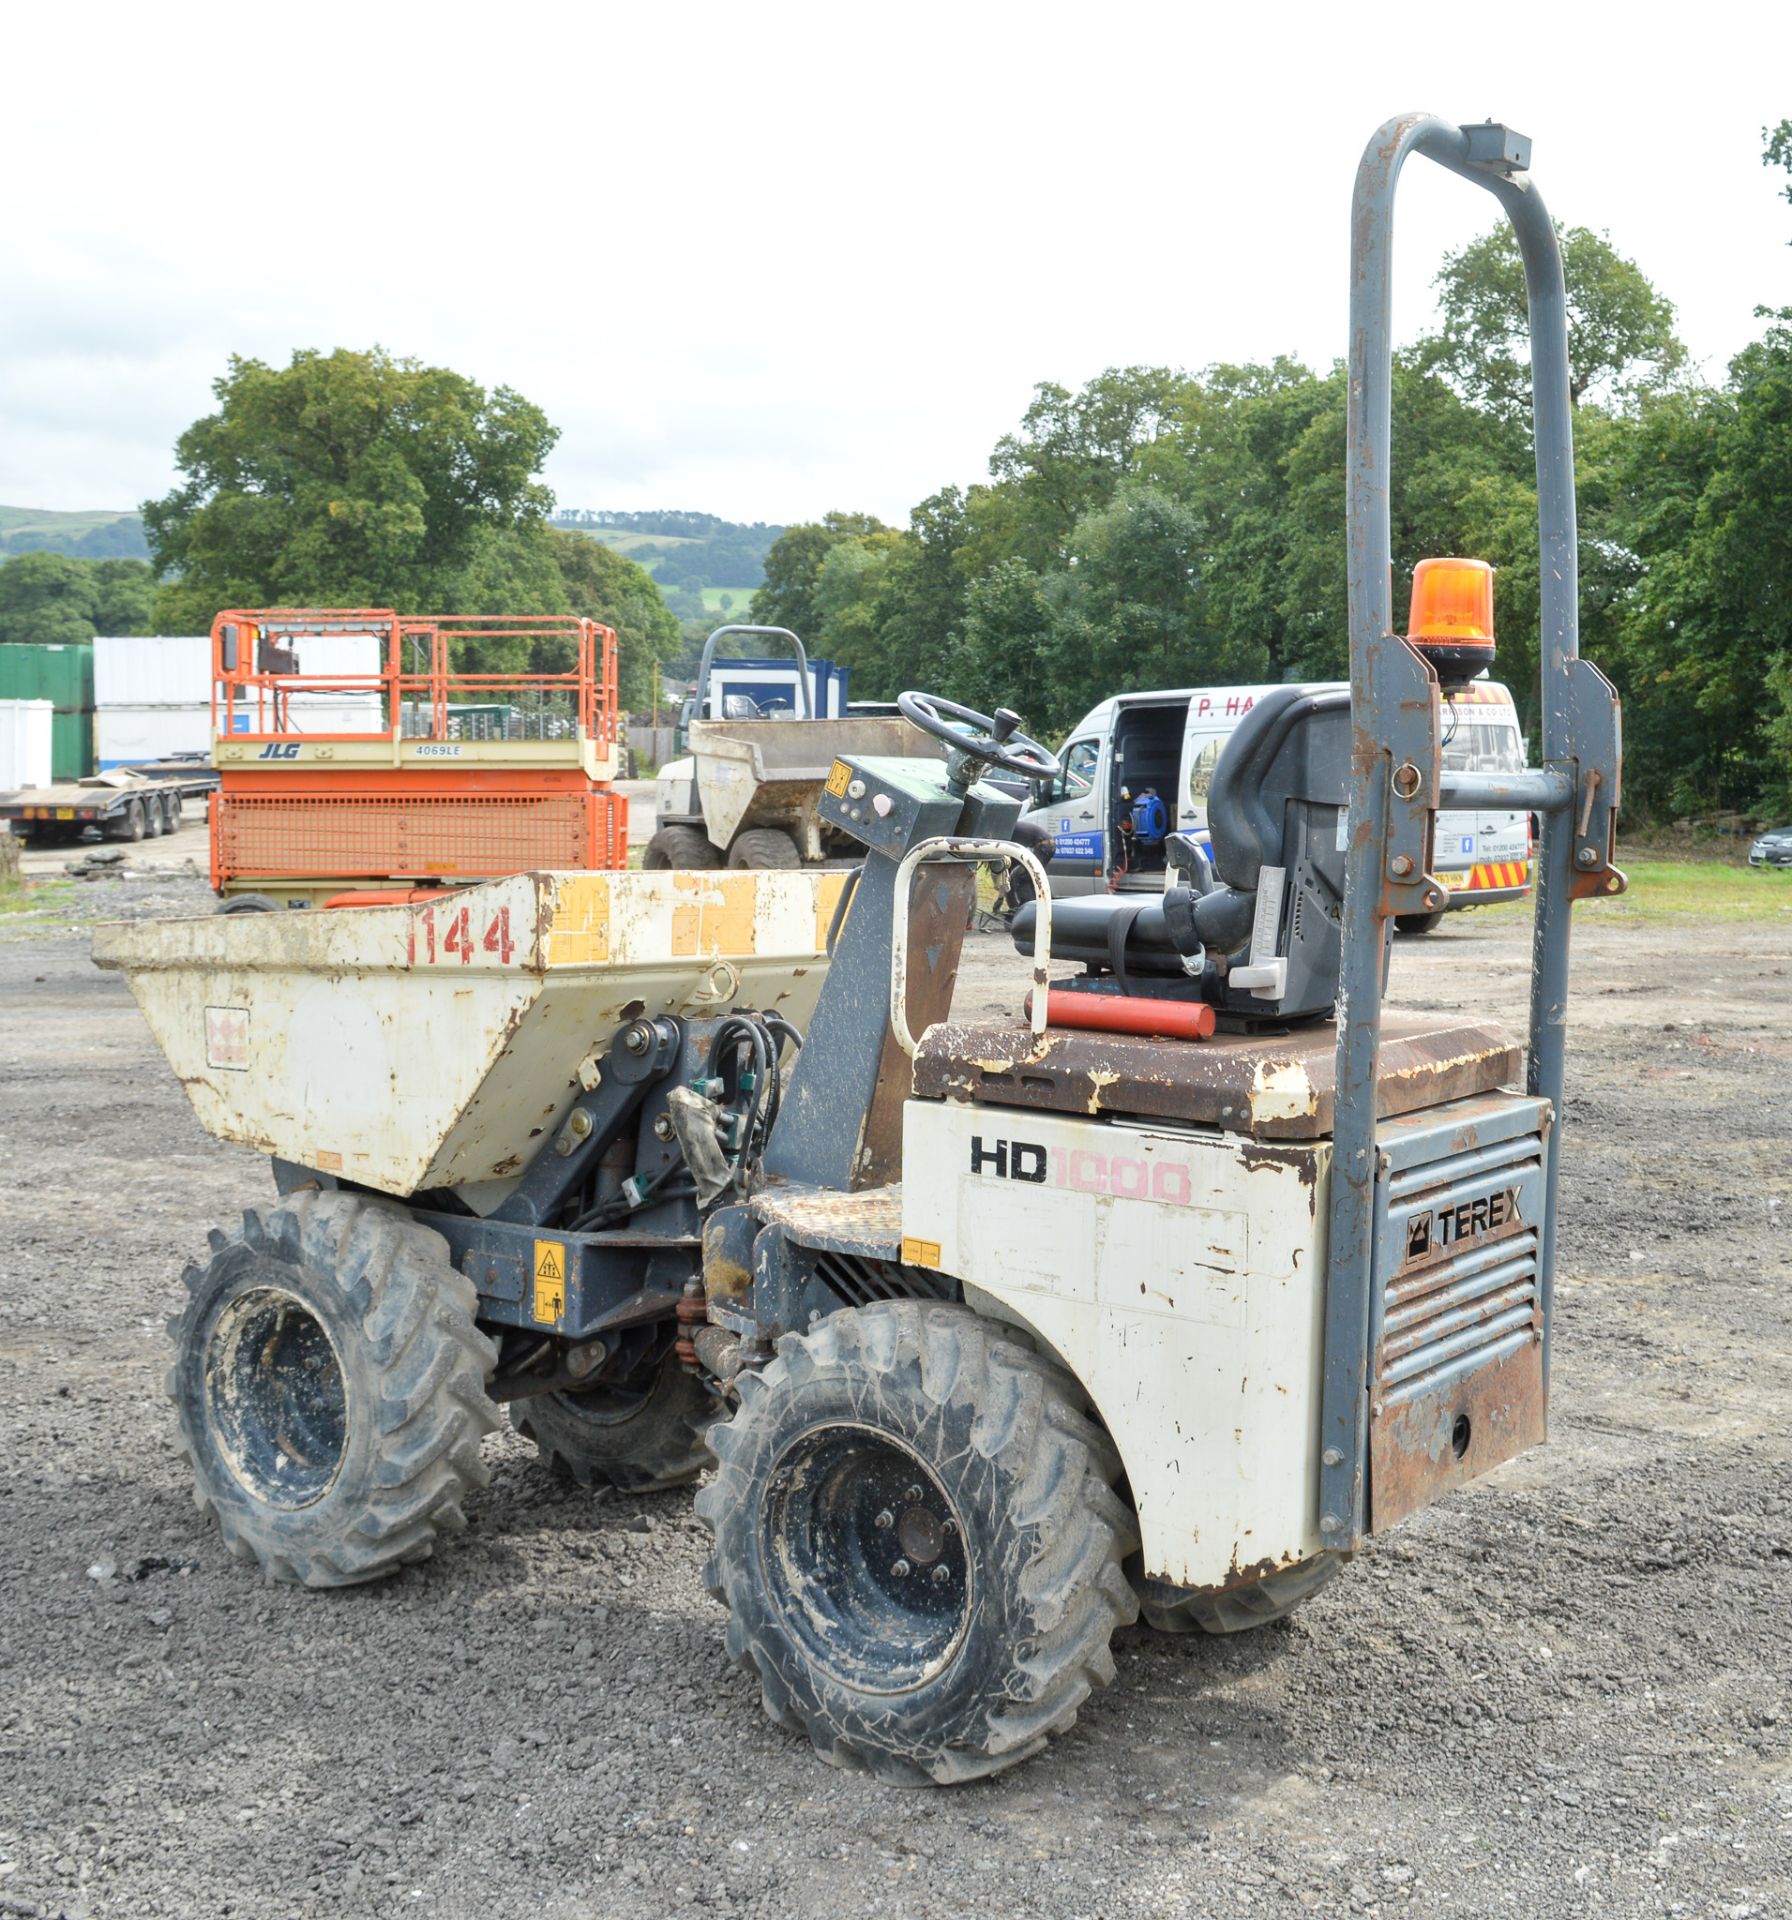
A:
1369,1340,1546,1532
751,1182,905,1259
857,862,975,1183
913,1013,1520,1141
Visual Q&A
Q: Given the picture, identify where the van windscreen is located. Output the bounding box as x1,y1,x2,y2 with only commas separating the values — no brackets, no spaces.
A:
1442,716,1525,776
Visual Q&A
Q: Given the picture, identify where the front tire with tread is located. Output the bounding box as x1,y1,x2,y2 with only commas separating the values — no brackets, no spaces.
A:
726,827,802,871
167,1190,500,1587
697,1301,1138,1785
643,824,722,871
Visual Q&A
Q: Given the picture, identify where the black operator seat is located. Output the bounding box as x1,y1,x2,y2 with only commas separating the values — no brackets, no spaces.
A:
1010,686,1354,1025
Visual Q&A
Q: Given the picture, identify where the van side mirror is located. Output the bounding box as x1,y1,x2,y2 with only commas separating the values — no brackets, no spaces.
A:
219,624,238,673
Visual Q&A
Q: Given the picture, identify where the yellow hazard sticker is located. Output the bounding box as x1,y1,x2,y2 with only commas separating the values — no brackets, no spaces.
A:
901,1236,942,1270
824,759,852,799
532,1240,567,1323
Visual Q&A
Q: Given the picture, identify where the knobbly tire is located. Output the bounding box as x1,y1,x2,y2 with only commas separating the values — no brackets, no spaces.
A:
726,827,802,870
697,1301,1138,1785
510,1353,714,1492
643,824,721,871
1134,1551,1345,1634
167,1190,500,1588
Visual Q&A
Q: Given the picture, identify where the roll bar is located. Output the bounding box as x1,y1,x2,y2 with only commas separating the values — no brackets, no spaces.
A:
690,625,815,721
1317,116,1626,1550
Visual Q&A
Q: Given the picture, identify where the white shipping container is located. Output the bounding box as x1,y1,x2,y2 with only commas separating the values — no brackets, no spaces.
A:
95,632,382,710
97,703,210,767
0,699,56,791
95,635,212,708
99,697,385,767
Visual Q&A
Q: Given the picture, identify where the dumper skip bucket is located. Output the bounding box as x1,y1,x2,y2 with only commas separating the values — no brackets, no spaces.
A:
94,869,849,1202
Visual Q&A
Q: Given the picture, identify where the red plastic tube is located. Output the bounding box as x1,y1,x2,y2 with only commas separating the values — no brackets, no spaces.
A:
1026,989,1216,1041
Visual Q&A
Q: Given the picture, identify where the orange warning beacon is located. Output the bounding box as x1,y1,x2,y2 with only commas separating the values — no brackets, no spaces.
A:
1406,556,1496,685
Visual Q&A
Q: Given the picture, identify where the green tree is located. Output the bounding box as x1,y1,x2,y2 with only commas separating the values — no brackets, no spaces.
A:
1766,119,1792,225
748,510,887,639
1426,224,1685,422
985,367,1194,571
549,529,684,711
143,348,560,630
0,551,156,645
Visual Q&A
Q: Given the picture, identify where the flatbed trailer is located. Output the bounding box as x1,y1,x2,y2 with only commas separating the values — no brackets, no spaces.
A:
2,762,218,844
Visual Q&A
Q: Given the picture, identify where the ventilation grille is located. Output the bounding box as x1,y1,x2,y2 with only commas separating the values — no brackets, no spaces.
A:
811,1251,957,1310
1378,1133,1542,1409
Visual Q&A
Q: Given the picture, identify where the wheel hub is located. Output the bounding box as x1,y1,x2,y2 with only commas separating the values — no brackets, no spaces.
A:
762,1423,971,1694
205,1286,348,1509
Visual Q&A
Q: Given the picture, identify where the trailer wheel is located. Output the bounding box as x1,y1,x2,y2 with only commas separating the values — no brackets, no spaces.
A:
163,791,182,830
727,828,801,871
217,894,281,915
510,1353,714,1492
167,1191,500,1588
698,1301,1138,1785
1394,910,1446,936
1134,1552,1345,1634
144,796,165,837
643,825,722,871
114,799,146,842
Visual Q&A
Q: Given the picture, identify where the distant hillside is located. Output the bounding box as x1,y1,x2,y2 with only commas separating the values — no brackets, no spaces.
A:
0,505,150,561
550,509,780,623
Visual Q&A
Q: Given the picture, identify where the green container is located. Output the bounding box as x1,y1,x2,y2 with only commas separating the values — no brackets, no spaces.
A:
0,643,95,779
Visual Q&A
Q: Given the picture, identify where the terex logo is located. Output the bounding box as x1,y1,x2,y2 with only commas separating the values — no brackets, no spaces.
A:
256,743,302,759
1406,1186,1523,1264
969,1135,1196,1207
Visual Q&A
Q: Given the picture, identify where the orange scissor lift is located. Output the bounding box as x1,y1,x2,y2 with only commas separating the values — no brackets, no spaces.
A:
208,609,628,909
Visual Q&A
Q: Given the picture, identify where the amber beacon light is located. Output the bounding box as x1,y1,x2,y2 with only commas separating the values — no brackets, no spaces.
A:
1406,556,1496,684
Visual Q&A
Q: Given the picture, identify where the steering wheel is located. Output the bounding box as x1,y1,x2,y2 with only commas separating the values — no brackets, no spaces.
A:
898,692,1061,783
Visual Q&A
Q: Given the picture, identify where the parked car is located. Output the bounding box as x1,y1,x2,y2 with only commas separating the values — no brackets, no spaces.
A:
1749,825,1792,868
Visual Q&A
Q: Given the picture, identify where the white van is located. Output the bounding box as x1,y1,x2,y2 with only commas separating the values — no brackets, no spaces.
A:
1020,678,1531,931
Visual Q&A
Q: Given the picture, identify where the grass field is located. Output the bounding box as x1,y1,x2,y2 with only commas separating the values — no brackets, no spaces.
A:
1602,855,1792,919
699,585,760,612
555,526,695,559
0,504,139,539
1463,854,1790,926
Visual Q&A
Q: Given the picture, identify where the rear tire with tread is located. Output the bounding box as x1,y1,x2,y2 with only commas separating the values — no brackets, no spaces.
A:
643,825,722,871
726,827,802,871
166,1190,500,1588
1135,1551,1344,1634
510,1354,713,1492
697,1301,1138,1785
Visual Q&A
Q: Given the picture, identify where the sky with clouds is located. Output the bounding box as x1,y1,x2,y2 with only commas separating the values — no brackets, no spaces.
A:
2,1,1788,530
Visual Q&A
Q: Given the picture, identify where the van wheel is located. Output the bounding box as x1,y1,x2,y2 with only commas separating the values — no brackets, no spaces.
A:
1394,911,1446,936
644,825,722,870
1135,1552,1345,1634
727,828,801,871
698,1302,1138,1785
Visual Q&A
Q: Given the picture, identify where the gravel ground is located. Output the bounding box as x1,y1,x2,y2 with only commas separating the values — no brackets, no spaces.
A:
0,870,1787,1919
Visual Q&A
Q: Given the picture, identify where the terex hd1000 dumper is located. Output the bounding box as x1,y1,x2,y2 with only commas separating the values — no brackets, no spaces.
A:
98,114,1623,1785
